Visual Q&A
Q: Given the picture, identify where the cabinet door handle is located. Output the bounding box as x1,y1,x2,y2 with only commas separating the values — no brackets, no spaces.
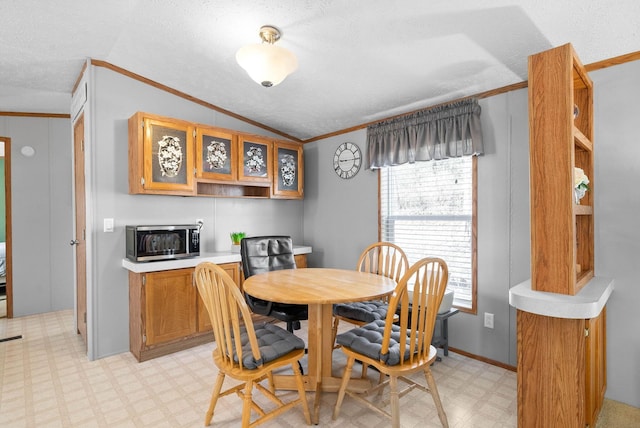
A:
70,239,79,246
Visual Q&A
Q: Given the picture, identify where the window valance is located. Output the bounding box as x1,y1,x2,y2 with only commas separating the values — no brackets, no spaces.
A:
366,98,483,169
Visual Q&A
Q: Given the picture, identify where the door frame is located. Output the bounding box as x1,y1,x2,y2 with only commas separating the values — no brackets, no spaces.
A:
73,114,87,345
1,137,12,318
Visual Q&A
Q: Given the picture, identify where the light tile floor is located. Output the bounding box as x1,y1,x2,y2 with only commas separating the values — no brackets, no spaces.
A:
0,310,518,427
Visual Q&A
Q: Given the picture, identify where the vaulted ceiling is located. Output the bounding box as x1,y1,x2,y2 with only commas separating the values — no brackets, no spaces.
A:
2,0,640,141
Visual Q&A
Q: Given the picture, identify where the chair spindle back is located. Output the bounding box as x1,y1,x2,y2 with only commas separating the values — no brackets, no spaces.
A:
383,257,448,367
357,242,409,282
195,262,261,370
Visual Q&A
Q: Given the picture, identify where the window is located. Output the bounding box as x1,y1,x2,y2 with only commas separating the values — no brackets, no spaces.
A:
380,156,477,313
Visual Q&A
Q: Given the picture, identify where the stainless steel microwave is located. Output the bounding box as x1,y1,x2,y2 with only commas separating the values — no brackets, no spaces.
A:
126,224,200,262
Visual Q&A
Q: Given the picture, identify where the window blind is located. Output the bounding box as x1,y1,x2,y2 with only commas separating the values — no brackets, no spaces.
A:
380,157,474,308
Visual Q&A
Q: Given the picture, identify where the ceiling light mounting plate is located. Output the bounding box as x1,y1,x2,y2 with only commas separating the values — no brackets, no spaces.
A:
259,25,281,44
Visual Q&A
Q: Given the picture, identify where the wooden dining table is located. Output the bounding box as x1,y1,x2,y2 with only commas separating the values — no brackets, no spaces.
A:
243,267,396,421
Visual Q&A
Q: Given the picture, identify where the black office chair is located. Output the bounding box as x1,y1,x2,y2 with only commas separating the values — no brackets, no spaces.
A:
240,236,308,333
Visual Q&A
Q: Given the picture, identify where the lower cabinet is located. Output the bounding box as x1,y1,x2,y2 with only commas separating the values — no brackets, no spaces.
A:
144,268,198,346
129,256,305,362
517,308,606,427
129,263,239,362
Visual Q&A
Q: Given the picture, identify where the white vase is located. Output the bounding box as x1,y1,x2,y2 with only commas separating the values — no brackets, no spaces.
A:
230,244,241,253
574,187,586,204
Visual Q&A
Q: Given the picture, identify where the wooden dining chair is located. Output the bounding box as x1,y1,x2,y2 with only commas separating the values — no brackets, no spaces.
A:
194,262,311,427
332,257,450,428
332,242,409,345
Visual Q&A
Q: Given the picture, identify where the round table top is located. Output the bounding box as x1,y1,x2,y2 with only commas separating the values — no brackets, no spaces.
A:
242,268,397,305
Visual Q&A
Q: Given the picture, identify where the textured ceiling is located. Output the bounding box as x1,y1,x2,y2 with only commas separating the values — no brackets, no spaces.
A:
1,0,640,141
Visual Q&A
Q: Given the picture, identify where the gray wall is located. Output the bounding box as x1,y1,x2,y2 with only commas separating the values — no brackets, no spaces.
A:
0,116,74,316
304,62,640,407
86,65,304,359
302,128,379,270
304,90,530,367
591,60,640,407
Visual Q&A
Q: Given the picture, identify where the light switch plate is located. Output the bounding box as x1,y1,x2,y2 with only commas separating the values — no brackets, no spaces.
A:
104,218,114,233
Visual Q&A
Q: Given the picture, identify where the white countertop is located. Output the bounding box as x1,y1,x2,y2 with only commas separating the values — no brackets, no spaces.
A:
122,245,312,273
509,276,614,319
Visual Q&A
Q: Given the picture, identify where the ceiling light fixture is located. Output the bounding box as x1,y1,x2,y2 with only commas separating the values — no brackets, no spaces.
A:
236,25,298,88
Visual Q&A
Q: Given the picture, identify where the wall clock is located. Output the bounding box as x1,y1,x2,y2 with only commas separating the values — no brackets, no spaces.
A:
333,142,362,179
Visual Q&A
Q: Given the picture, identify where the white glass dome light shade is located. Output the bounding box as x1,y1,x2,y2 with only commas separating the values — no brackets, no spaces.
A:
236,42,298,87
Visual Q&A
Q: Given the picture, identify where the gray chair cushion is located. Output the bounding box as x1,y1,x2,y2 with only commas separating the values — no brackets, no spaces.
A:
336,319,412,366
235,322,305,369
333,300,389,323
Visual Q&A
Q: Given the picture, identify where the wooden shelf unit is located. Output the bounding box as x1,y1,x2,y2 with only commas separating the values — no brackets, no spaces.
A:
520,43,605,428
529,43,594,296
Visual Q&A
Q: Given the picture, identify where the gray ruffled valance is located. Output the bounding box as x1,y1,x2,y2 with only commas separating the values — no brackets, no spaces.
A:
366,98,483,169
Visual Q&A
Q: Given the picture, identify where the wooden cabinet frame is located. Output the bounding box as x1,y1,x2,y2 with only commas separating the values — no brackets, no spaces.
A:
237,134,273,184
195,126,237,182
272,140,304,199
529,43,594,295
128,112,195,195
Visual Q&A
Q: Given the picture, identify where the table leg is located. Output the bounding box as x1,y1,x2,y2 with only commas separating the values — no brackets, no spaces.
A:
272,302,373,423
307,303,325,424
307,303,348,424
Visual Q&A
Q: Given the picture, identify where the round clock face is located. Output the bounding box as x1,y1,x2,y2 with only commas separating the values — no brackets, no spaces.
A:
333,142,362,179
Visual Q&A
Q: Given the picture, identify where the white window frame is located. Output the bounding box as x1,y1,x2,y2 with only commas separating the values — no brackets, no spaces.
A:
379,156,477,314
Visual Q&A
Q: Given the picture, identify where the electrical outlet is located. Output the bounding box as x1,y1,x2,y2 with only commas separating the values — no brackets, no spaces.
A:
484,312,494,329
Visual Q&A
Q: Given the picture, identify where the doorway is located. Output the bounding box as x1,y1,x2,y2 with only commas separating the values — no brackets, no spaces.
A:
73,115,87,344
0,137,12,319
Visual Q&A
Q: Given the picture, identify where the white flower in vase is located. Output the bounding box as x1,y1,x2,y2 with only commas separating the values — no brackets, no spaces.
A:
574,167,590,203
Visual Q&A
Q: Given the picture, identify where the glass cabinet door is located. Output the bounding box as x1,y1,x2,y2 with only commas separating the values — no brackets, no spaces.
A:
238,135,272,183
195,126,237,181
272,141,303,199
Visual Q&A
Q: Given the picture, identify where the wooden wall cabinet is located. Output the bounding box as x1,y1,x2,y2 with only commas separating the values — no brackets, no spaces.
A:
129,112,303,199
272,140,304,199
128,112,195,196
529,43,594,295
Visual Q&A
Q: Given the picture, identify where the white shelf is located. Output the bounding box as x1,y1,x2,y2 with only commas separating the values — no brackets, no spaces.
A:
509,276,614,319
